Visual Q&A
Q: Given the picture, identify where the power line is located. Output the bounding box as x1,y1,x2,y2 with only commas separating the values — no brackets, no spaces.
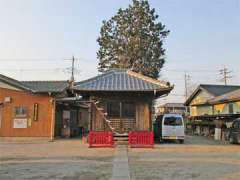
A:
0,58,65,61
0,57,93,61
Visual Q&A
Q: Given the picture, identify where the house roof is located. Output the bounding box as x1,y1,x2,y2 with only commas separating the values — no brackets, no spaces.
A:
0,74,32,91
0,74,69,93
74,69,173,93
209,89,240,104
200,84,240,96
21,81,69,93
160,103,185,108
185,84,240,106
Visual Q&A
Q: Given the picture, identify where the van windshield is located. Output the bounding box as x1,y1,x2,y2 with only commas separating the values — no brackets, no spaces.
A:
164,116,183,126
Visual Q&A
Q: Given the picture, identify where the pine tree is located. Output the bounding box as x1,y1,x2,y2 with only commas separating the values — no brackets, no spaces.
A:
97,0,169,79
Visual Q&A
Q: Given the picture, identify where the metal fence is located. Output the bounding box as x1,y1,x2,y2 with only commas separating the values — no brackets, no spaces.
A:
129,131,154,148
88,131,114,148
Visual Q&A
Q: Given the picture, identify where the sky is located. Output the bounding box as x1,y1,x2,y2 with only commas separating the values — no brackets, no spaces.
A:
0,0,239,104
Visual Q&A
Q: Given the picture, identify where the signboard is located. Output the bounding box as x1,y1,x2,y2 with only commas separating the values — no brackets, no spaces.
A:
13,118,27,128
33,103,39,121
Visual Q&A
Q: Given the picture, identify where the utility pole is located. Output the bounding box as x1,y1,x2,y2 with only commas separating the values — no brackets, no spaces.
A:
184,72,191,101
71,56,75,82
219,66,232,85
64,56,79,88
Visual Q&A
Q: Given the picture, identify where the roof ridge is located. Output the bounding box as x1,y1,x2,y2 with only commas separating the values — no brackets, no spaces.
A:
126,70,170,88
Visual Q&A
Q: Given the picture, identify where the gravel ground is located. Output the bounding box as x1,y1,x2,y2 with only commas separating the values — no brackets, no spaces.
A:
0,136,239,180
0,140,114,180
128,136,240,180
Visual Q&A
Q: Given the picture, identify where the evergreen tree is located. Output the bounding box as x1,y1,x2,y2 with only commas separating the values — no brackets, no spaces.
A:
97,0,169,78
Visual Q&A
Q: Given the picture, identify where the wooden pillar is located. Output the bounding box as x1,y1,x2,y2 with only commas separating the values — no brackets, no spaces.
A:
89,103,93,131
149,102,152,131
50,98,56,141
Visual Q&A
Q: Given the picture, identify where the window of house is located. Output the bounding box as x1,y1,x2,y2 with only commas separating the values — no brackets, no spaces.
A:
107,101,135,118
229,104,234,114
14,106,27,117
122,102,135,118
107,102,120,118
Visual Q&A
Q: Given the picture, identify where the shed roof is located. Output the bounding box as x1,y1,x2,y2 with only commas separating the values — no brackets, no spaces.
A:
74,69,173,92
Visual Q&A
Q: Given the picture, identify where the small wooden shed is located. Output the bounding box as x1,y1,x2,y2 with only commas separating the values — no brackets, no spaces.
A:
73,69,173,135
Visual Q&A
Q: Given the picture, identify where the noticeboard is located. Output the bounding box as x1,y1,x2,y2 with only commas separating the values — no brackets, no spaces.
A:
13,118,28,128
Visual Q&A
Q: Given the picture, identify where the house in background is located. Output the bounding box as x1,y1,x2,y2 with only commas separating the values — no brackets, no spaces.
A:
157,103,187,116
185,84,240,139
0,74,70,140
185,84,240,117
73,69,173,136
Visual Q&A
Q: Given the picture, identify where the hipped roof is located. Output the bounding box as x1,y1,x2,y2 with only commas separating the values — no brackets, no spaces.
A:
74,69,173,95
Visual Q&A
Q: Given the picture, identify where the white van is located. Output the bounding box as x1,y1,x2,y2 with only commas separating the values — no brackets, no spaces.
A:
161,114,185,143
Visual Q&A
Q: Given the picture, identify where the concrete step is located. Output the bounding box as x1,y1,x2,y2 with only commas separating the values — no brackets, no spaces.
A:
115,140,129,145
114,136,129,145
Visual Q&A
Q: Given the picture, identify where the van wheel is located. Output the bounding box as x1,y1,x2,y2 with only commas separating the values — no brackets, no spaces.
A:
179,139,184,144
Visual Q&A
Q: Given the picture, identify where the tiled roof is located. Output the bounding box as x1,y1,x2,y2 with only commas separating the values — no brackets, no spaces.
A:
0,74,32,91
74,69,172,92
209,89,240,104
0,73,69,93
21,81,69,93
